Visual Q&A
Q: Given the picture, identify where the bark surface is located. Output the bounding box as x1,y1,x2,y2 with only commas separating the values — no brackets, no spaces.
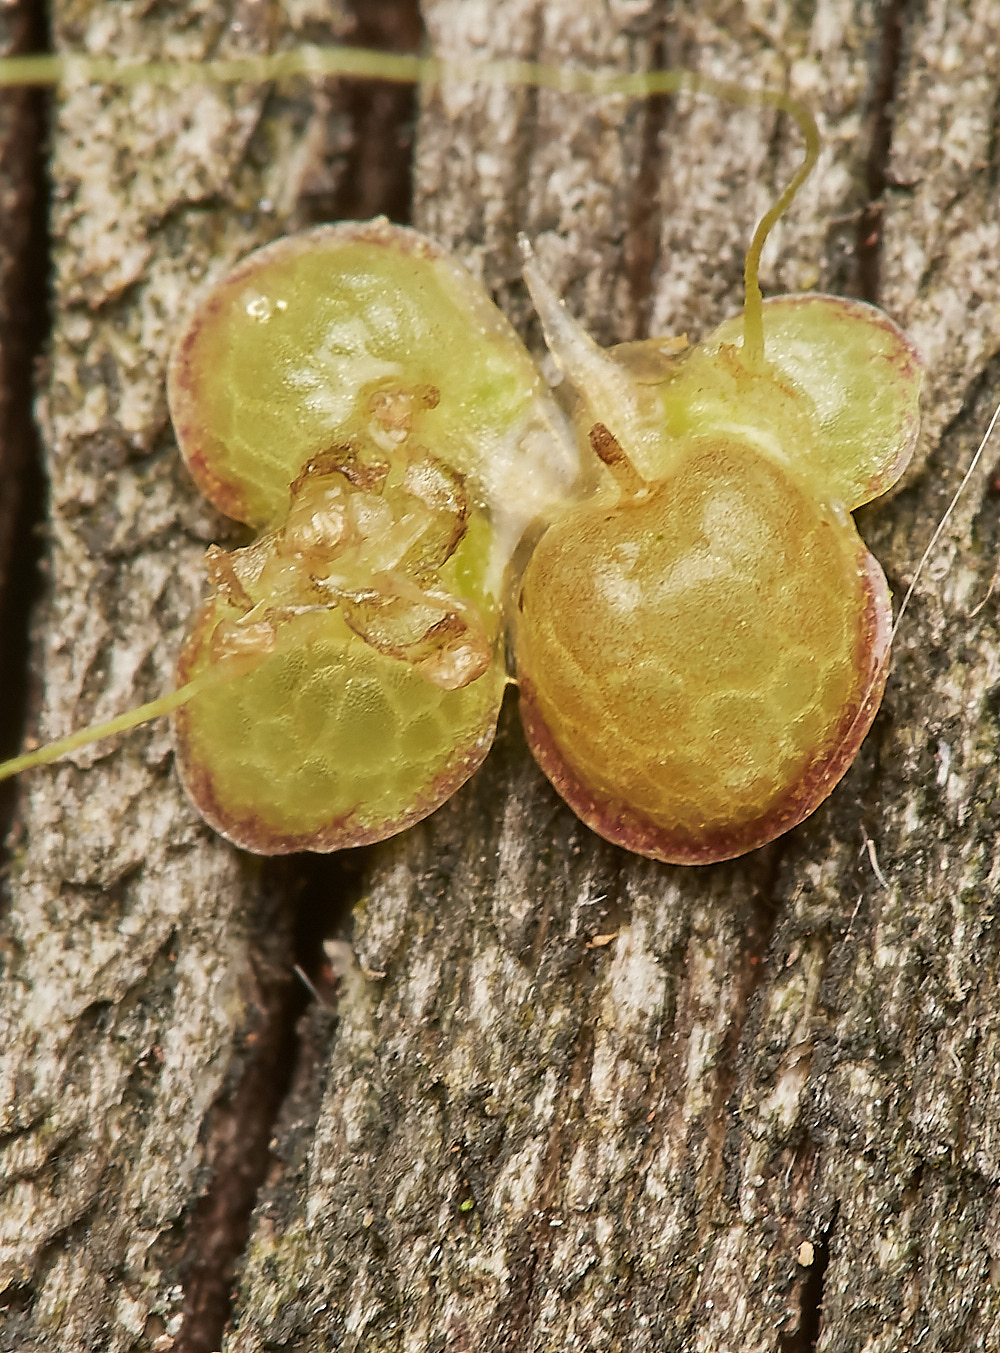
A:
2,2,999,1351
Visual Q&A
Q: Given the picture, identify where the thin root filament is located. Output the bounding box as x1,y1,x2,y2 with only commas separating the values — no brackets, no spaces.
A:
0,676,208,783
0,45,820,370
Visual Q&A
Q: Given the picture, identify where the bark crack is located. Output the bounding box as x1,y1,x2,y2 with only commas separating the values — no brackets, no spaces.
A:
624,20,670,340
330,0,423,225
0,0,49,862
779,1207,835,1353
176,892,304,1353
855,0,912,303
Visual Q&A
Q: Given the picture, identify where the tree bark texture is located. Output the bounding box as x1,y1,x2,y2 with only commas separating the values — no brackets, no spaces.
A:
1,2,999,1351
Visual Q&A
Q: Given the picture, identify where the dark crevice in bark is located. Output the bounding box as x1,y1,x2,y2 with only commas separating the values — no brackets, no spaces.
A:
331,0,423,225
0,1280,34,1320
624,22,669,340
855,0,910,303
779,1213,834,1352
175,875,304,1353
746,842,786,986
0,0,49,859
514,9,546,265
728,844,786,1047
174,851,368,1353
486,5,544,328
293,846,375,988
987,70,1000,192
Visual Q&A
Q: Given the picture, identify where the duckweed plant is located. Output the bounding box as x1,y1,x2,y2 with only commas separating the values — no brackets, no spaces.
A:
0,46,930,861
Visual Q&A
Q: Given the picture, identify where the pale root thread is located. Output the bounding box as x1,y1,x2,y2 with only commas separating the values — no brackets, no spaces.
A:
891,400,1000,645
0,675,211,781
0,44,820,359
825,399,1000,814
